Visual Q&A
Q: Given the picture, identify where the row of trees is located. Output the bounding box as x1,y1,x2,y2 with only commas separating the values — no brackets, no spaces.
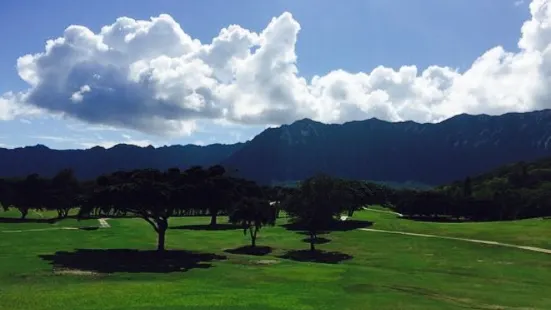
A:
0,167,376,252
392,190,531,221
0,169,80,220
393,162,551,221
4,160,550,253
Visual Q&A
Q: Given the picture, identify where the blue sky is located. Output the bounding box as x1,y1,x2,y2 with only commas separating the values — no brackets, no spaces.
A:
0,0,536,149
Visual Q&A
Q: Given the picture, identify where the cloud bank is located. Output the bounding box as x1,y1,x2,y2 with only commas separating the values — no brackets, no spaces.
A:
3,0,551,135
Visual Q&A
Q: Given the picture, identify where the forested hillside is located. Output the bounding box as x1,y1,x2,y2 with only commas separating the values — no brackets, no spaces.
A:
394,156,551,221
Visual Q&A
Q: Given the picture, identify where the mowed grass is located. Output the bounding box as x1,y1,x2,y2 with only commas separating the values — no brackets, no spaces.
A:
358,207,551,249
0,210,550,309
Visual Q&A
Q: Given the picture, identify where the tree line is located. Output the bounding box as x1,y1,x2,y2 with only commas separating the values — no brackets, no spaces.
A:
392,160,551,221
0,166,379,252
4,158,547,253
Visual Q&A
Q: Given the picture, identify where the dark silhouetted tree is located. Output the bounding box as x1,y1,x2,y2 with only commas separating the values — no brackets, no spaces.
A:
229,197,275,247
45,169,80,218
13,174,48,219
79,169,188,252
202,165,234,226
463,176,472,198
0,180,13,212
284,174,349,252
344,180,373,216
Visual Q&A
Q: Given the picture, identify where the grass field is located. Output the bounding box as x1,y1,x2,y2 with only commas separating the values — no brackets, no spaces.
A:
0,208,550,309
358,207,551,249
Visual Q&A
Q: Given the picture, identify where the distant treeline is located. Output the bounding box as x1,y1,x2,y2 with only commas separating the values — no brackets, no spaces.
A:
3,155,551,230
0,167,384,252
271,179,433,191
391,158,551,221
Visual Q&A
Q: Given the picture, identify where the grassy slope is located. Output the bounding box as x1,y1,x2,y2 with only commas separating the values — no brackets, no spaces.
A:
0,210,550,309
360,207,551,249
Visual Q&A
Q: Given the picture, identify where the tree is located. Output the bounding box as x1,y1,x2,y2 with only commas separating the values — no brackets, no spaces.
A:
181,165,228,224
45,169,80,218
0,179,15,212
344,180,373,216
79,169,187,252
463,176,472,198
12,174,47,219
202,165,234,226
284,174,349,251
494,189,523,220
229,197,275,247
264,186,295,218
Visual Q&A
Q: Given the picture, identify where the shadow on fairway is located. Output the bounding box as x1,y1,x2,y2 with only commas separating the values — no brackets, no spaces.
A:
282,219,373,234
402,216,472,223
279,250,352,264
0,217,57,224
301,237,332,245
40,249,227,273
224,245,273,256
171,223,241,231
78,226,99,231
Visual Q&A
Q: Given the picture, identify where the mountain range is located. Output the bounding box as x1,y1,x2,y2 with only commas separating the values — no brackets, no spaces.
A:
0,143,243,181
3,109,551,185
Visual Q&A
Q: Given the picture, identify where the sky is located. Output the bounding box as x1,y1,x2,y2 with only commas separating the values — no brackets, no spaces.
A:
0,0,543,149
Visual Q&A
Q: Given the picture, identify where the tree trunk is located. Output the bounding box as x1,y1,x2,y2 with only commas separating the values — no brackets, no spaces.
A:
20,208,28,220
309,232,316,252
250,227,257,248
58,209,68,219
156,218,168,252
210,213,217,226
157,228,166,252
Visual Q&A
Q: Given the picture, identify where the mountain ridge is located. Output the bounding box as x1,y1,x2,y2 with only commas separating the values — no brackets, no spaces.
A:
0,142,245,180
221,109,551,185
4,109,549,152
2,142,241,152
3,109,551,185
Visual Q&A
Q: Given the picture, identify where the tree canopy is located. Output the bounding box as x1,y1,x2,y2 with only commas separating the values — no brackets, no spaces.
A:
229,197,275,248
283,174,355,251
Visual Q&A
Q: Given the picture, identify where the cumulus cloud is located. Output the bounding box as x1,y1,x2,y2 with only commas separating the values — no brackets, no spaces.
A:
0,94,18,121
5,0,551,135
0,92,41,121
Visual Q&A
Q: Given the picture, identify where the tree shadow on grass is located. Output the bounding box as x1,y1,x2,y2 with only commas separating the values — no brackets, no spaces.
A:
282,219,373,234
301,237,331,245
171,223,241,231
39,249,227,273
403,216,471,223
224,245,273,256
278,250,352,264
78,226,99,231
0,217,57,224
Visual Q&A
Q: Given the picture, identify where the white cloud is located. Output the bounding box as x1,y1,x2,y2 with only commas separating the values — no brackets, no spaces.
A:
66,123,120,132
70,85,91,103
0,92,41,121
30,133,155,149
5,0,551,135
